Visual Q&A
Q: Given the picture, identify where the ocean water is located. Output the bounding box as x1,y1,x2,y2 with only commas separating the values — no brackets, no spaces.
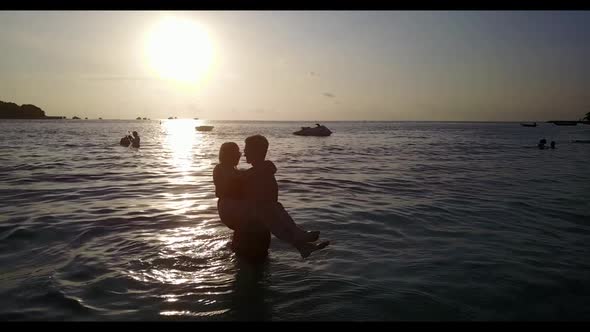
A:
1,119,590,321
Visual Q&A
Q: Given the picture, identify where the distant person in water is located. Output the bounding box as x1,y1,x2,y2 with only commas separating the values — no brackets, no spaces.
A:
120,135,131,147
119,131,140,148
213,139,329,259
538,138,547,150
130,131,140,148
550,141,556,149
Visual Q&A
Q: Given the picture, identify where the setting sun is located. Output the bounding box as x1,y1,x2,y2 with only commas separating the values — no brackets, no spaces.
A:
145,16,214,84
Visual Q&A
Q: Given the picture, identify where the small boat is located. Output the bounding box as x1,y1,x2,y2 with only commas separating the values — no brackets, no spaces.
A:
143,117,147,120
168,116,174,120
572,139,590,143
520,122,537,127
72,116,80,119
136,117,141,120
293,124,332,136
196,125,214,132
547,120,578,126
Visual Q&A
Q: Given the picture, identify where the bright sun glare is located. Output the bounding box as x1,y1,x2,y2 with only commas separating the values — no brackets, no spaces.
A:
145,17,214,84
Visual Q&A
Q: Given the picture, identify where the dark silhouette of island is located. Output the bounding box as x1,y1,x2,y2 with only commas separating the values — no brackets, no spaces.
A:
0,100,65,119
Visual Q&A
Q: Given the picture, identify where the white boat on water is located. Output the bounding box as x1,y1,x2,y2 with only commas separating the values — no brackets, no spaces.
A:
293,124,332,137
196,125,214,132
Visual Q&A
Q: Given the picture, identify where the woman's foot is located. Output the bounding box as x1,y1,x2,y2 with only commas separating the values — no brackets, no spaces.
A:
294,230,320,243
298,240,330,259
302,231,320,242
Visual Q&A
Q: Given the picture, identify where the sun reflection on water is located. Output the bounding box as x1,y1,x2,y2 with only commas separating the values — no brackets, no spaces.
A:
160,309,230,317
120,119,237,319
160,119,214,215
126,226,234,286
163,119,202,181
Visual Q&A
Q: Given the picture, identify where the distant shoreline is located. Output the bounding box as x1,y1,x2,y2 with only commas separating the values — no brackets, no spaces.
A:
0,100,65,119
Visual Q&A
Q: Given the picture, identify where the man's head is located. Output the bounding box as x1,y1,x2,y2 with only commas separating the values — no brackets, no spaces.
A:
132,131,139,138
244,135,269,164
219,142,241,166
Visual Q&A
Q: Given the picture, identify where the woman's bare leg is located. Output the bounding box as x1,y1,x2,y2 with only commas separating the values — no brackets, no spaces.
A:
275,203,319,242
252,201,329,258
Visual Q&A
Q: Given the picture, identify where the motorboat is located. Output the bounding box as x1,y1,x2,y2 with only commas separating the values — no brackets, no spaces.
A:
547,120,578,126
293,124,332,136
196,125,214,132
520,122,537,127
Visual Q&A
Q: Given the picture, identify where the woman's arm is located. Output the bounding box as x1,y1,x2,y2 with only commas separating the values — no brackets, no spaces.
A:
262,160,277,174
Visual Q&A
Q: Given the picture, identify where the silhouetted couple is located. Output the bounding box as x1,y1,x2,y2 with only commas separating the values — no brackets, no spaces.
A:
213,135,329,262
538,138,556,150
120,131,140,148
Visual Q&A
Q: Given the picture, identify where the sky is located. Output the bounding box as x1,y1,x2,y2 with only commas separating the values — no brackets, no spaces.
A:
1,11,589,121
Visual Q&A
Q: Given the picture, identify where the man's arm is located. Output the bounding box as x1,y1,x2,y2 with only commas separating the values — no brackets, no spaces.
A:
242,161,279,202
262,160,277,174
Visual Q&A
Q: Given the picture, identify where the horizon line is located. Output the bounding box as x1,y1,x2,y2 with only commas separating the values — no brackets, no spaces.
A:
2,118,574,123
